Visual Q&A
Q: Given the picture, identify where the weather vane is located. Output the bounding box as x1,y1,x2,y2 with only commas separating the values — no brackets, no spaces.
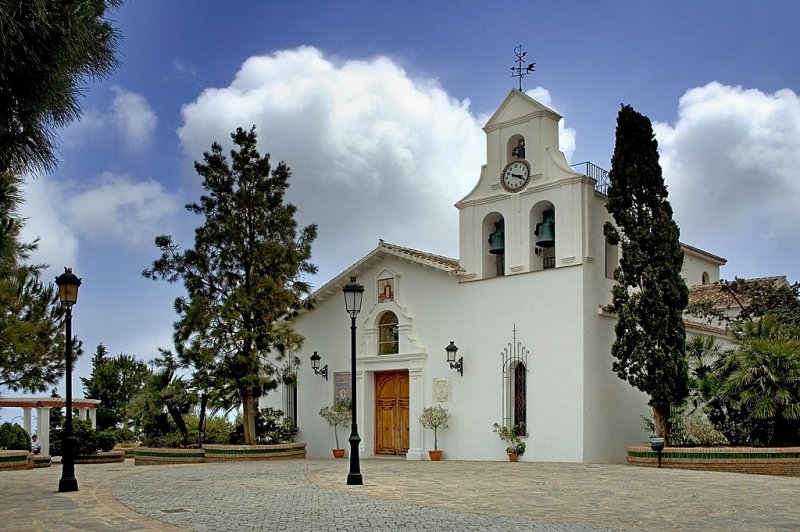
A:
510,45,535,91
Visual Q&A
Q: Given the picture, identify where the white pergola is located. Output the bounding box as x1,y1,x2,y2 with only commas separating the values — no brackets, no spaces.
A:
0,397,101,456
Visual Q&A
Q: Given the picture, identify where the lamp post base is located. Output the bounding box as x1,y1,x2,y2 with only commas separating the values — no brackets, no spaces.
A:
346,473,363,485
58,477,78,492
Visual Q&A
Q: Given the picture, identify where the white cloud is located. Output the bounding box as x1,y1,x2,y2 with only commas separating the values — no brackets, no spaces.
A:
110,86,158,151
654,83,800,256
19,172,182,271
19,175,80,274
177,46,486,280
63,172,181,246
172,57,199,81
59,87,158,152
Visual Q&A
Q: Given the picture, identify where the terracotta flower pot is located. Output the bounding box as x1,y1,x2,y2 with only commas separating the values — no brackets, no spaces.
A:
508,453,518,462
332,449,345,458
428,450,443,461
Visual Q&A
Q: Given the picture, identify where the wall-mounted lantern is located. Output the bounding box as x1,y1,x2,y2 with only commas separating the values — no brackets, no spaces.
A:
309,351,328,381
446,341,463,376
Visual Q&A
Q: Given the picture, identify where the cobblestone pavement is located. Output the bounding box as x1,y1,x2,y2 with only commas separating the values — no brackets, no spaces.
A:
2,458,800,531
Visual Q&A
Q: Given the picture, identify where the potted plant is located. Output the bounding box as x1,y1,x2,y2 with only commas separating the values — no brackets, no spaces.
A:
319,403,351,458
419,405,450,461
492,422,526,461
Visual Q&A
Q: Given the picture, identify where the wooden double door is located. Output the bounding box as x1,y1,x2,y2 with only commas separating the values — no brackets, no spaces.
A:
375,370,409,455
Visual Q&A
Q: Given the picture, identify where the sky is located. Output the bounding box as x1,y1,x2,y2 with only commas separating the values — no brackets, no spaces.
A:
4,1,800,412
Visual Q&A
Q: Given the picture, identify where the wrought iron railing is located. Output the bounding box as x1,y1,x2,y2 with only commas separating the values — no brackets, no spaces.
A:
543,256,556,270
571,161,610,195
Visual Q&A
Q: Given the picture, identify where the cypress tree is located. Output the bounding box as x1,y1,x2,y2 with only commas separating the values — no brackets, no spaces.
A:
604,105,689,441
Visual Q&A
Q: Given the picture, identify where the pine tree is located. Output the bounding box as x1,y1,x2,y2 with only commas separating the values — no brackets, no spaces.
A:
0,173,77,394
144,126,317,444
81,344,150,429
0,0,122,175
604,105,689,442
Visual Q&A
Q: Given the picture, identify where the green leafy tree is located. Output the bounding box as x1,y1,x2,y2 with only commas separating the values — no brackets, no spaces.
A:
143,126,317,444
603,104,689,442
0,0,122,176
128,350,197,446
0,175,80,394
80,343,150,429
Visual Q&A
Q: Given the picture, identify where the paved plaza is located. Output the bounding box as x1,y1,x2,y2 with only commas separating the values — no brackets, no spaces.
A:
1,458,799,531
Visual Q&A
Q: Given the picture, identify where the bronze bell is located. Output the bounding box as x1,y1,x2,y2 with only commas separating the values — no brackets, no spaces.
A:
488,220,505,255
534,209,555,248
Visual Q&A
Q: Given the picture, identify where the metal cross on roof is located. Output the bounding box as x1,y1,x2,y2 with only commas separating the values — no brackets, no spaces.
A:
510,45,536,91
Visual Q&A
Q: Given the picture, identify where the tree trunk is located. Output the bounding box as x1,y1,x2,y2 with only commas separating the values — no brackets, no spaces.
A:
243,393,258,445
653,406,670,444
167,405,189,445
198,393,208,445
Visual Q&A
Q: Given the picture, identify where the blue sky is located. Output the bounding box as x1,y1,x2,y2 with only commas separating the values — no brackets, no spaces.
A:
5,1,800,412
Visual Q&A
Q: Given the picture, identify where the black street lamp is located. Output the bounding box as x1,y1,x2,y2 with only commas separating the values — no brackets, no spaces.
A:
55,267,81,493
342,276,364,485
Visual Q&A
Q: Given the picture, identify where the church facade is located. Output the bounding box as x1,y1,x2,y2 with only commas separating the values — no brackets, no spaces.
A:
261,90,728,463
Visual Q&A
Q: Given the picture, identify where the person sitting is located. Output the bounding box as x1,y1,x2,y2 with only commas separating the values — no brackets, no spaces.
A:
31,434,41,455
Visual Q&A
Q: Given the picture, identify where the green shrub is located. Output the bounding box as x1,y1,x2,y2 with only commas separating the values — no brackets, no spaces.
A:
231,408,297,444
96,430,117,452
112,427,137,445
0,422,31,450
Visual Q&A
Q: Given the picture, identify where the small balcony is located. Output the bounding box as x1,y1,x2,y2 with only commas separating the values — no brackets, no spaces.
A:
571,162,609,195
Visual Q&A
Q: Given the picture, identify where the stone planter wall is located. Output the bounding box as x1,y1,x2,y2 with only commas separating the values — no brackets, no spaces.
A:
74,450,125,464
113,446,139,459
32,455,51,468
204,443,306,462
0,450,32,471
627,446,800,477
134,447,205,466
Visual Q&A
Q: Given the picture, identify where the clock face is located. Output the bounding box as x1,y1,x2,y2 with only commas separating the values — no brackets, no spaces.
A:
501,160,531,192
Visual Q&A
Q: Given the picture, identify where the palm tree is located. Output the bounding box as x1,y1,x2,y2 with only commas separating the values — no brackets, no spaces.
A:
715,316,800,445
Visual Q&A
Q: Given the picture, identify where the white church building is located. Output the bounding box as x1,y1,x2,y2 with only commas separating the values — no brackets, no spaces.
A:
262,89,733,463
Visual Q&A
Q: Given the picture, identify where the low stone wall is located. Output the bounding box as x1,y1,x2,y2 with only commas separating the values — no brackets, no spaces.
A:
134,443,307,465
32,454,51,468
134,447,205,466
0,450,32,471
113,446,139,459
627,446,800,476
75,450,125,464
204,443,306,462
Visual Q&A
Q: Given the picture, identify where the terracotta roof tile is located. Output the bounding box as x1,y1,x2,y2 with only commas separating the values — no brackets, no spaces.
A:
378,240,462,272
688,276,787,307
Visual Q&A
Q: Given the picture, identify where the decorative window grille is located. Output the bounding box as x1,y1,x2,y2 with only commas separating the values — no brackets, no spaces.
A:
501,324,530,430
281,359,298,428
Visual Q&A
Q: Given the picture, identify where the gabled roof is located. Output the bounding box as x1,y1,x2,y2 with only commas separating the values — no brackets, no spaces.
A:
307,240,462,307
483,89,561,131
688,276,788,307
681,242,727,265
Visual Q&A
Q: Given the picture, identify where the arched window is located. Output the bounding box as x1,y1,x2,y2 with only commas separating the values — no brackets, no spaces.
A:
378,312,399,355
514,362,527,429
701,272,710,285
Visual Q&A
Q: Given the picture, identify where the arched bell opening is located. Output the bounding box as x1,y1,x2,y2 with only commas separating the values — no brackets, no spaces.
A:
701,271,710,285
507,133,526,162
529,201,555,272
482,212,505,278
